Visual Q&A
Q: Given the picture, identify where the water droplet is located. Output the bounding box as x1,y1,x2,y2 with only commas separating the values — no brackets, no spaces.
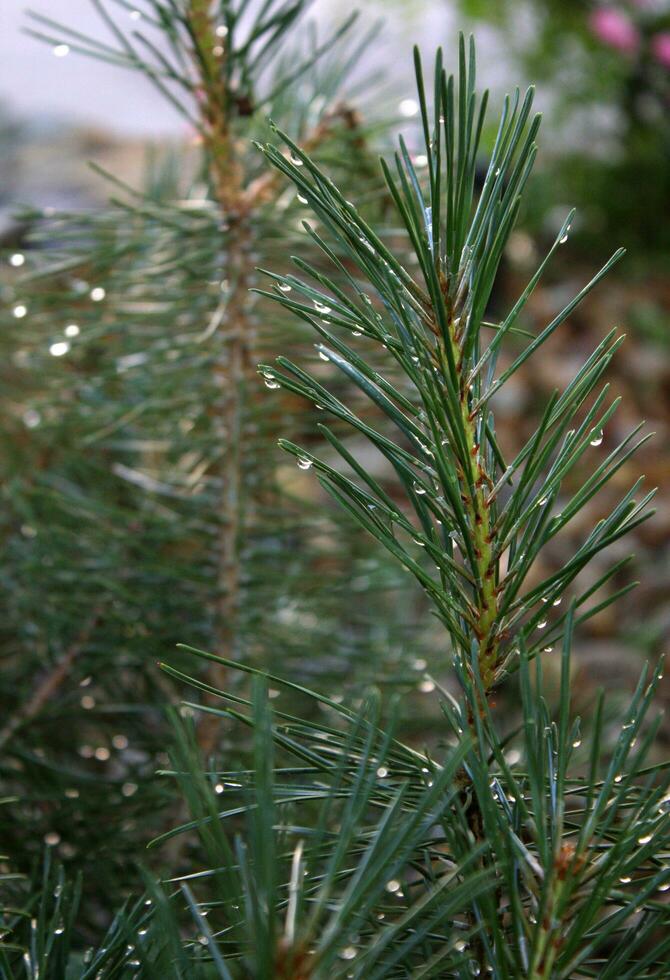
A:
538,497,548,507
112,734,128,749
53,44,70,57
658,882,670,892
90,287,106,302
399,98,419,117
297,192,308,204
454,939,468,953
297,457,313,470
376,766,389,778
263,373,280,389
352,329,362,336
13,304,27,318
54,923,65,936
559,233,569,244
572,738,582,748
318,351,329,361
44,832,61,846
290,152,304,167
278,283,292,292
80,694,95,709
215,782,224,794
413,658,427,671
64,323,80,337
590,431,603,447
340,946,357,960
94,747,110,761
537,620,547,630
614,774,623,784
215,24,228,37
313,301,332,314
619,875,632,883
552,597,562,606
419,679,435,693
49,340,70,357
414,153,428,168
9,252,25,267
385,879,401,893
543,646,554,654
638,833,653,845
65,788,79,799
413,482,426,495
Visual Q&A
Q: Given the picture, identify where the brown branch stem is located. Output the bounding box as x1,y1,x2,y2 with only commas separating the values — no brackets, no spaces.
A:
184,3,364,756
0,609,102,753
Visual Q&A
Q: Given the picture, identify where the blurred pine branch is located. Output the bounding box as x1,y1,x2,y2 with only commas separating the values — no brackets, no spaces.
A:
1,0,413,937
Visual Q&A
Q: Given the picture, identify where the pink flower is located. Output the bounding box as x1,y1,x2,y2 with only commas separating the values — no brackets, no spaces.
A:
589,8,640,53
651,31,670,68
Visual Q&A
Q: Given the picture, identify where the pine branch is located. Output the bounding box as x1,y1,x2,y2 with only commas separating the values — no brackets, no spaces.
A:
21,0,382,756
254,35,649,702
157,616,670,975
5,0,399,929
178,1,373,754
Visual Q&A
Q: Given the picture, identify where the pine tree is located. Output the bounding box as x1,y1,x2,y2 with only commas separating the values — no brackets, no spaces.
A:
1,0,414,933
140,33,668,977
2,17,669,980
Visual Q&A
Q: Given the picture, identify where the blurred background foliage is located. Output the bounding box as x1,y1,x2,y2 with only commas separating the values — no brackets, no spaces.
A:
0,0,669,957
456,0,670,260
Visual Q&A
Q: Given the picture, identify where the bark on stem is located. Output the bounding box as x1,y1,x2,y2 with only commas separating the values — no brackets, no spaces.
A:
185,3,365,755
186,1,248,756
444,314,499,693
442,301,499,969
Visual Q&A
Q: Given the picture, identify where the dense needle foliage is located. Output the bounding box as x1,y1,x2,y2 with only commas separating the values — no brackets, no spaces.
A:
1,6,669,978
0,0,417,927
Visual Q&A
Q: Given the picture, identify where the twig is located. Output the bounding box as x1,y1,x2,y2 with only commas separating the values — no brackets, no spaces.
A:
239,103,364,215
0,608,102,753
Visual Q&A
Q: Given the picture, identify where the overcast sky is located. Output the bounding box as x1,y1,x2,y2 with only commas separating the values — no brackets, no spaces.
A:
2,0,186,134
0,0,509,136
